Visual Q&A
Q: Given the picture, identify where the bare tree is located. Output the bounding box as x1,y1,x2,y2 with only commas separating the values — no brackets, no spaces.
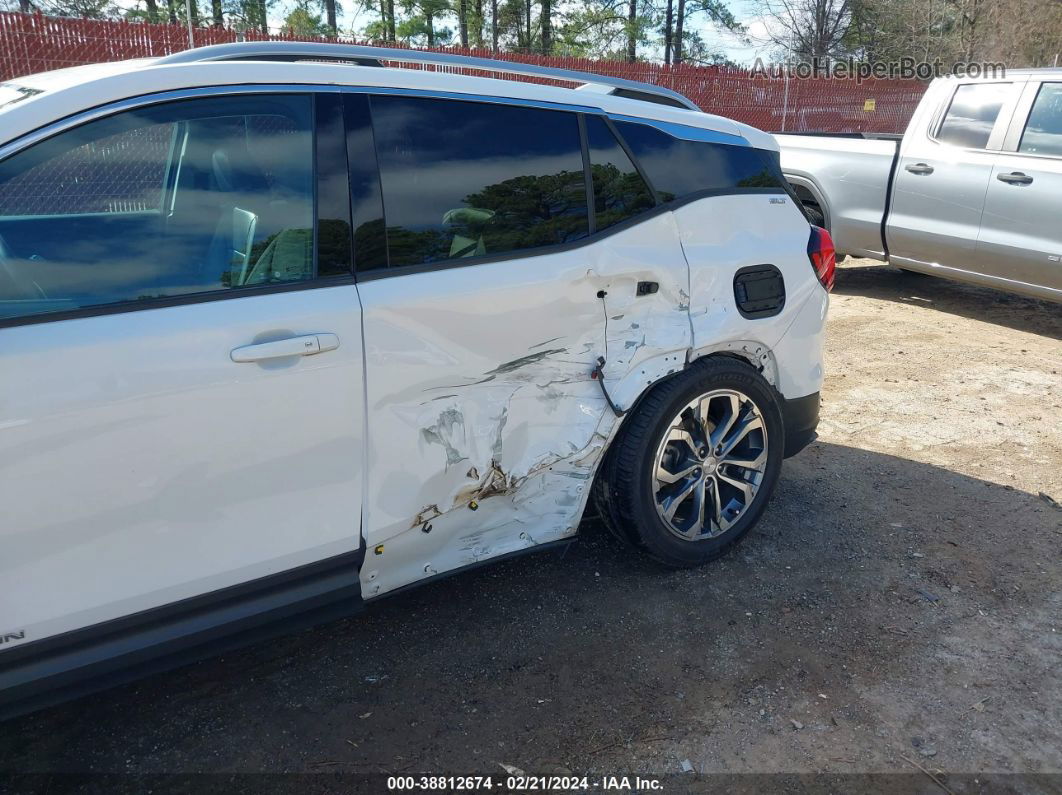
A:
757,0,851,60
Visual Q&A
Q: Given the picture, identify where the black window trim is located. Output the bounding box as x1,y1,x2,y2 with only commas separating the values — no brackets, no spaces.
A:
0,83,791,308
602,114,662,205
577,113,597,237
353,96,786,282
355,185,788,283
0,87,356,330
314,91,355,278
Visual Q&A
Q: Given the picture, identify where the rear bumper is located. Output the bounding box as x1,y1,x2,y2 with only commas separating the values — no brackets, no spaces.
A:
782,391,820,458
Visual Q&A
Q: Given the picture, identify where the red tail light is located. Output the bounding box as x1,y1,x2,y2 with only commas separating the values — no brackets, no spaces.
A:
807,225,836,292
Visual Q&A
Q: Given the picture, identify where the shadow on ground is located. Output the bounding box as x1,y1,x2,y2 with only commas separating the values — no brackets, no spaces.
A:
1,441,1059,787
832,261,1062,340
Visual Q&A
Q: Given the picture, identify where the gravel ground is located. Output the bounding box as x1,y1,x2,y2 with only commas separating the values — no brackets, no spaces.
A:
2,259,1060,793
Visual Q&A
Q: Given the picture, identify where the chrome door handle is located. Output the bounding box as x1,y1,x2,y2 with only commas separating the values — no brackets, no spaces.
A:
905,163,934,175
997,171,1033,185
231,333,340,363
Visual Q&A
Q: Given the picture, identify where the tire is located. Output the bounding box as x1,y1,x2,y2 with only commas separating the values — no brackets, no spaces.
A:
595,357,785,567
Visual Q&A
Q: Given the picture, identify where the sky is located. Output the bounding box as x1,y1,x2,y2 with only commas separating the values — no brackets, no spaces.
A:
697,0,778,65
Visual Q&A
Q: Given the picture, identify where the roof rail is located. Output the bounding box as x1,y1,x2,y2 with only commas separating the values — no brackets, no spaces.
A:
154,42,701,111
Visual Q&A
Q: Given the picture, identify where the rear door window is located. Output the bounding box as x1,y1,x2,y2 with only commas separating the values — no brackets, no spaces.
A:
369,96,588,268
1018,82,1062,157
0,94,316,321
936,83,1012,149
614,120,781,201
585,115,655,230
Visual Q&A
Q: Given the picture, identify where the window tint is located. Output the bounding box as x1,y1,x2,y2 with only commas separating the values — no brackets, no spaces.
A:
370,96,588,268
614,120,781,201
585,116,655,230
344,93,387,270
937,83,1011,149
315,93,354,279
0,95,315,320
1019,83,1062,157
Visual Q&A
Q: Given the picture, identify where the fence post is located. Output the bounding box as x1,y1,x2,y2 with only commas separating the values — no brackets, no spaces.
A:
780,64,790,132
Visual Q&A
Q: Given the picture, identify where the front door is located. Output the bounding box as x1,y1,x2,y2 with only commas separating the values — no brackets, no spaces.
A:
0,92,364,646
887,81,1017,272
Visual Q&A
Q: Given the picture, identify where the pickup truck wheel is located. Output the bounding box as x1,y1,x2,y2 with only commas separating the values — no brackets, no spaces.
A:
598,357,784,567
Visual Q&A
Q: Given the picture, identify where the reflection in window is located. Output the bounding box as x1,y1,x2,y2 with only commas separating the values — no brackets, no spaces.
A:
370,96,588,267
937,83,1011,149
0,95,315,320
1019,83,1062,157
614,120,781,201
585,116,655,230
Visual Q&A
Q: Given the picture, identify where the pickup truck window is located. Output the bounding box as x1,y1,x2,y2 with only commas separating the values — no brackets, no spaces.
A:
936,83,1011,149
1018,83,1062,157
613,120,781,202
370,95,588,268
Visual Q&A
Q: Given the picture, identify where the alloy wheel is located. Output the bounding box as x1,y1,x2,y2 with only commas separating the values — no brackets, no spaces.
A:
652,388,769,541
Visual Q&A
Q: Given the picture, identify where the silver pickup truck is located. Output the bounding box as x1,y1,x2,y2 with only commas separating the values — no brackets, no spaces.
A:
778,69,1062,303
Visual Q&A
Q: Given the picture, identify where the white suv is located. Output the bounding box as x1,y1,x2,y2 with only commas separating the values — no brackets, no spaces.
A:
0,43,833,716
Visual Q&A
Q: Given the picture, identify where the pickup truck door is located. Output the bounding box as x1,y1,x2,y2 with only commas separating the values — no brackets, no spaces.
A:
975,80,1062,297
0,92,364,650
887,80,1022,274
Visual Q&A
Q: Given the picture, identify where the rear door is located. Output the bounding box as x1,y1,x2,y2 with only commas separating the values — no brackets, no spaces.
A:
0,91,364,647
975,79,1062,297
347,94,691,598
887,80,1021,272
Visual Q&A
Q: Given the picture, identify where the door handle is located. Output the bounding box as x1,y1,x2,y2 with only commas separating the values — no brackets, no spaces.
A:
231,333,339,363
997,171,1033,185
905,163,934,175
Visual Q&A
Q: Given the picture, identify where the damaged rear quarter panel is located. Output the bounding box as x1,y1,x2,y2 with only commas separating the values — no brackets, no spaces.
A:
357,214,691,597
674,194,826,399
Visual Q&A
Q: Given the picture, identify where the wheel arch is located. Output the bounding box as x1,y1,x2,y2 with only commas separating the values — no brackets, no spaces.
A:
784,174,831,232
587,346,780,523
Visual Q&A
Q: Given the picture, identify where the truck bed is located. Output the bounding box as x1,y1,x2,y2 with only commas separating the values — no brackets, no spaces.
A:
776,134,900,260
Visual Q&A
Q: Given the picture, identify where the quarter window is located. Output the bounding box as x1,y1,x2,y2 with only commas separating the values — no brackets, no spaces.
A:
614,120,781,202
369,96,588,268
585,116,655,231
1019,83,1062,157
0,94,315,321
936,83,1011,149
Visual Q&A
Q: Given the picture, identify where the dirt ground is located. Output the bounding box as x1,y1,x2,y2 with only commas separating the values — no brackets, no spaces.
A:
2,259,1061,793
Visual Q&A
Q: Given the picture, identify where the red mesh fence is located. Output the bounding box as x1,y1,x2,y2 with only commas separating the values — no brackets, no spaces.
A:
0,11,927,133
